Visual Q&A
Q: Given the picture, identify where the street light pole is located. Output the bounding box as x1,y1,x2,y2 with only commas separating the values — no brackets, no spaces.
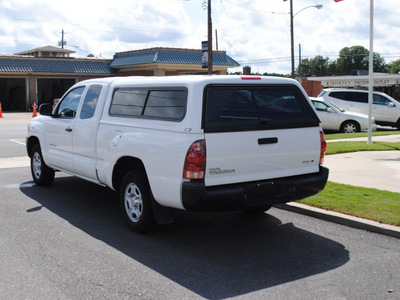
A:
289,1,323,78
367,0,374,144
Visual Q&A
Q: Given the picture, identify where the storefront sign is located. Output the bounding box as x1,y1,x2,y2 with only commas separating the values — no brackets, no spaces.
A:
202,41,208,69
308,75,400,87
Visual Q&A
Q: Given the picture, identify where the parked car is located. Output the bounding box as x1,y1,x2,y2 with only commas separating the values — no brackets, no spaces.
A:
310,97,376,133
318,88,400,129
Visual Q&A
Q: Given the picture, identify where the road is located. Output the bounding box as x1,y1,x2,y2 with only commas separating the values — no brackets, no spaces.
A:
1,114,399,299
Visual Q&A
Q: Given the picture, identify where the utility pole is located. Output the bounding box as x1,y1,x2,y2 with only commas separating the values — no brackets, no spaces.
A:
215,29,218,51
62,30,65,49
298,43,302,77
59,29,66,49
289,0,295,78
207,0,213,74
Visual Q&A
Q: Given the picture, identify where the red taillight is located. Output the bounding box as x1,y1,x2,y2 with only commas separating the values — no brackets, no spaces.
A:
183,139,206,179
320,131,327,165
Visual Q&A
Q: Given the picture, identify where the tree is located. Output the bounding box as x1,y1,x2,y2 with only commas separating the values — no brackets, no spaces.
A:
336,45,387,75
337,46,369,74
298,56,331,77
373,52,388,73
389,59,400,74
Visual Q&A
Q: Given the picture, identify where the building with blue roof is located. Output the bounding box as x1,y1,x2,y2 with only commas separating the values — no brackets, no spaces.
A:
111,47,239,76
0,46,239,111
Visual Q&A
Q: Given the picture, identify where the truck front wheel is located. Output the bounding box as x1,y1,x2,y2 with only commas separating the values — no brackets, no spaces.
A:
30,144,55,186
120,171,155,233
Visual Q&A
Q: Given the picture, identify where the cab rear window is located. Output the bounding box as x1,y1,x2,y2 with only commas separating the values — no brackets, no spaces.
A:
203,85,319,133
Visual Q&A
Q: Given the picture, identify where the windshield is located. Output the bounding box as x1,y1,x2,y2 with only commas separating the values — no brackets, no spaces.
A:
317,90,327,97
325,100,344,112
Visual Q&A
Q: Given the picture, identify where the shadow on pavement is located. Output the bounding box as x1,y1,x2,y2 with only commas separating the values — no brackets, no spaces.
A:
20,176,349,299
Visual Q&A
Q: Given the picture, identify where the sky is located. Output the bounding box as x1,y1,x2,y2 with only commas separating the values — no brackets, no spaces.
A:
0,0,399,75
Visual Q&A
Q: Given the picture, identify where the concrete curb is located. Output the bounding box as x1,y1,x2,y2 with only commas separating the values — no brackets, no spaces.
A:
275,202,400,239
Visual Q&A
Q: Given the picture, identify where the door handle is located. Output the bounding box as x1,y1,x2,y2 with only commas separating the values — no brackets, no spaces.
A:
65,127,72,132
258,137,278,145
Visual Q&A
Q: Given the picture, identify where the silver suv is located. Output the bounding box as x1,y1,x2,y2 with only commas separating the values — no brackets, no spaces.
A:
318,88,400,129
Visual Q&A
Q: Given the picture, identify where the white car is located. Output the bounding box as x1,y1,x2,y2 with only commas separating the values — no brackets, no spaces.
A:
311,97,377,133
318,88,400,129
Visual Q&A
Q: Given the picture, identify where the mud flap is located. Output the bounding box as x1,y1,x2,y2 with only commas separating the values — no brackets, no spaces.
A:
151,195,175,225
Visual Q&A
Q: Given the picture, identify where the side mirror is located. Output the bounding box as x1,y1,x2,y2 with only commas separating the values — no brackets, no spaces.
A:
389,102,395,107
327,107,334,113
38,103,53,116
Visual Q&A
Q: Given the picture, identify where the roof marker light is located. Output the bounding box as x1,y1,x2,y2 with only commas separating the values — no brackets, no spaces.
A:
240,76,262,80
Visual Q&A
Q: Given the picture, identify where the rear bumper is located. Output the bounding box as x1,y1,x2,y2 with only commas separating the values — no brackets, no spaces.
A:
182,166,329,212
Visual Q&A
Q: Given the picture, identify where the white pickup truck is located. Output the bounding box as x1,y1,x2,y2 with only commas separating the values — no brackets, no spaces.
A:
27,75,328,233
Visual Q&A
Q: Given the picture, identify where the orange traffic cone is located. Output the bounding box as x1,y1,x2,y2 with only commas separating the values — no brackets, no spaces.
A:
0,102,3,118
32,102,37,117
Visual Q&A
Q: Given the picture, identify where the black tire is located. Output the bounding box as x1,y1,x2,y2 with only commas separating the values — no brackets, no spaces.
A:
120,171,155,233
396,119,400,130
30,144,55,186
340,121,360,133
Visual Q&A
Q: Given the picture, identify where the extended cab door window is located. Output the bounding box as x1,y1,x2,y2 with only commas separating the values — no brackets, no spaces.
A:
80,85,102,119
55,87,85,118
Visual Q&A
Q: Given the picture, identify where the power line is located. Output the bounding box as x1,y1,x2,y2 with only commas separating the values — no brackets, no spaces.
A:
238,52,400,66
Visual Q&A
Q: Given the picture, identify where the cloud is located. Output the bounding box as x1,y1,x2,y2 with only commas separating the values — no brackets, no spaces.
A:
0,0,399,74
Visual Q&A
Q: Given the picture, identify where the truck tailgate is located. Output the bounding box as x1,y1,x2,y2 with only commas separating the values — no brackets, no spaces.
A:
204,127,321,186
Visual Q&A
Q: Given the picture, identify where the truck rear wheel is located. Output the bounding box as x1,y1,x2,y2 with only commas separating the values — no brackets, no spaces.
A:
30,144,55,186
120,171,155,233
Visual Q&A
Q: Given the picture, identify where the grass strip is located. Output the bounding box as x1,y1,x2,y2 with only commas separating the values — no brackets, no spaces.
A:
325,131,400,140
299,182,400,226
326,141,400,155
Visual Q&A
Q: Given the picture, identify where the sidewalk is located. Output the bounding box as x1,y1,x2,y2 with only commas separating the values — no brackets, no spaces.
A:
324,150,400,193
